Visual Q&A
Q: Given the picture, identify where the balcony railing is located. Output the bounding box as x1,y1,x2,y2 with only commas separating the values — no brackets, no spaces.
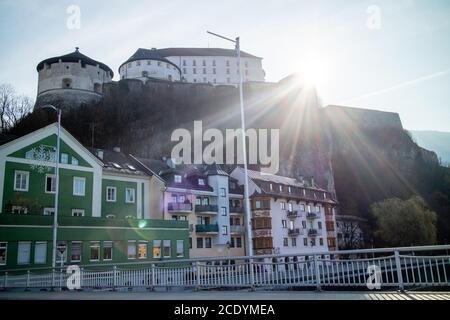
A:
229,206,244,214
230,225,245,234
288,228,301,236
306,212,319,219
168,202,192,212
195,224,219,233
308,228,320,237
287,210,299,218
195,205,219,213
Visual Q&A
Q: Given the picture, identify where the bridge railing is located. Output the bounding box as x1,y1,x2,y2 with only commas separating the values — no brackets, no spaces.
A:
1,245,449,291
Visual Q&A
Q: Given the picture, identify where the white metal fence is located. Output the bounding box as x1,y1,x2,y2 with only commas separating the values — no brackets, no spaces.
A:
1,245,449,291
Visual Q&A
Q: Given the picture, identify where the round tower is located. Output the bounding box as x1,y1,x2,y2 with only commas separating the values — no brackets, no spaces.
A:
35,47,114,110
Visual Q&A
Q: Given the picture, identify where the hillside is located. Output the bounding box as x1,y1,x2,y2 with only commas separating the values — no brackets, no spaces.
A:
410,130,450,166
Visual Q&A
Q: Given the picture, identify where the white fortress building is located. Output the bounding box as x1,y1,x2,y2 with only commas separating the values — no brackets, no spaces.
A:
119,47,265,85
35,47,113,109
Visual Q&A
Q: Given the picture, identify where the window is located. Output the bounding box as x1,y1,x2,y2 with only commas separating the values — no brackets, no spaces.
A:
189,237,192,249
103,241,112,261
203,68,206,74
90,241,100,261
303,238,308,246
226,68,230,74
226,60,230,67
125,188,135,203
213,68,216,74
236,237,242,248
12,206,27,214
279,185,283,192
14,171,29,191
45,174,56,193
201,197,209,205
255,200,262,209
288,202,293,212
302,221,307,228
174,175,182,183
192,60,196,66
269,183,273,191
153,240,161,258
193,68,197,74
17,241,31,265
311,238,316,247
196,237,203,249
205,237,212,248
127,241,136,259
292,238,297,247
282,220,287,228
0,242,7,265
163,240,171,258
136,61,141,66
61,153,69,164
283,238,288,247
307,205,312,213
71,157,79,166
71,241,81,262
220,188,226,197
157,61,161,66
56,241,67,262
138,241,147,259
106,187,116,202
43,207,55,216
147,60,151,65
183,68,187,74
300,204,305,211
318,221,322,229
195,197,201,205
178,195,186,203
182,60,186,66
72,209,85,217
73,177,85,196
222,226,228,235
280,202,286,210
34,241,47,264
319,238,324,246
198,178,205,186
62,78,72,88
230,237,235,248
176,240,184,257
25,150,33,159
316,206,321,213
220,207,227,216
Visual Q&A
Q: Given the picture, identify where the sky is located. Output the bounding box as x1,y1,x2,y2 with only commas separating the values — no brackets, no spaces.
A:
0,0,449,131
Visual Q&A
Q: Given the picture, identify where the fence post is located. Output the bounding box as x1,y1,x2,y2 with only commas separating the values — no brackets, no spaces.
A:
314,254,321,291
394,250,404,291
249,258,255,291
80,267,84,291
25,270,30,291
195,261,200,291
51,268,55,291
112,266,117,291
4,272,8,290
151,264,155,291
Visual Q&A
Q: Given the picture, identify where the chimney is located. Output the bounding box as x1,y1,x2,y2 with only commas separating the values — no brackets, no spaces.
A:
166,157,177,169
113,147,121,153
310,176,315,187
96,149,104,160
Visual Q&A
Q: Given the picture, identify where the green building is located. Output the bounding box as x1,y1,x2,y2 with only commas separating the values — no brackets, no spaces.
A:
0,123,189,270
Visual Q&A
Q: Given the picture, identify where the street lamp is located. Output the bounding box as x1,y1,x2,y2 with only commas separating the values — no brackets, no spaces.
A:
42,104,62,269
206,31,254,260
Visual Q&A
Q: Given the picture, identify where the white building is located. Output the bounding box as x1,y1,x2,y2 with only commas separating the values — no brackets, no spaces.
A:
230,167,338,261
119,47,265,85
35,48,113,109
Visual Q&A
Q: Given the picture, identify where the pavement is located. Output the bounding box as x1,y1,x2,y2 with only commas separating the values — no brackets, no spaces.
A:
0,290,449,300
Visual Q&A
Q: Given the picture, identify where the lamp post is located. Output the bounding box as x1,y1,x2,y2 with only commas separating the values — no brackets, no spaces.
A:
206,31,254,260
42,105,61,269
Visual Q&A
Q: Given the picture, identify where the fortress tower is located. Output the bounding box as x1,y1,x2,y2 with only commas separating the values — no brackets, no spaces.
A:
35,48,113,110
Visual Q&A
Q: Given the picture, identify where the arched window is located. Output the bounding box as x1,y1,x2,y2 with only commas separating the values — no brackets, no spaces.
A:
142,71,148,77
94,83,102,93
62,78,72,88
168,74,172,81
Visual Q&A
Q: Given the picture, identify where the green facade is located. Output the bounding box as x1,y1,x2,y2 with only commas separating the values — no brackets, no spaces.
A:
0,124,189,270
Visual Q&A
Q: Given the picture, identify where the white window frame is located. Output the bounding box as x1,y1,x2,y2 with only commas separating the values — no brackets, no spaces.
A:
12,206,28,215
198,179,205,186
103,241,113,261
176,240,184,258
220,188,226,197
137,241,148,259
43,207,55,216
163,240,171,258
44,174,56,194
61,153,69,164
17,241,31,265
71,156,79,166
73,177,86,196
72,209,85,217
106,186,117,202
34,241,47,264
174,175,182,183
14,170,29,192
71,241,82,262
222,225,228,235
220,206,227,216
89,241,100,262
153,240,161,258
125,188,135,203
127,240,137,260
0,242,7,266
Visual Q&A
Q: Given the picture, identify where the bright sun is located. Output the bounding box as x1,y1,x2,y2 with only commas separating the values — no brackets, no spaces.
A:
297,55,330,89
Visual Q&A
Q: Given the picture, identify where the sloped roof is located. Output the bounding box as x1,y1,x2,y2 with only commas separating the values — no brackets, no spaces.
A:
155,47,261,59
119,48,181,72
89,148,149,177
37,48,114,76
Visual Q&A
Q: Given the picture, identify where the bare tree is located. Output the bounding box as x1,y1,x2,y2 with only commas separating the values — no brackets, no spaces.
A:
338,220,364,250
0,84,33,132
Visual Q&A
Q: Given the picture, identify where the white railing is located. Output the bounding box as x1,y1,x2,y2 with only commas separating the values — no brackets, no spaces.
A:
1,245,449,291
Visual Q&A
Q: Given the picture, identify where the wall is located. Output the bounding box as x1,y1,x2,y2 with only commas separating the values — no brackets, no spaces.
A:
119,59,181,82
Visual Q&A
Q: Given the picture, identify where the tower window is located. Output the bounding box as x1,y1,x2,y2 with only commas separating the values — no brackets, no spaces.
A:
62,78,72,88
94,83,102,93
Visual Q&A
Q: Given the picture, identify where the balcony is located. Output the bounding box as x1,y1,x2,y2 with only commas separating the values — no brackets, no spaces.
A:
229,206,244,214
306,212,319,219
168,202,192,212
308,228,321,237
195,205,219,214
288,228,301,236
196,224,219,233
230,225,245,234
287,210,299,218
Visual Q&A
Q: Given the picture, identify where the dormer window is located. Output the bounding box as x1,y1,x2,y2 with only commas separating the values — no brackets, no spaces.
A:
288,186,292,193
174,175,182,183
279,185,283,192
269,183,273,191
323,192,327,199
198,178,205,186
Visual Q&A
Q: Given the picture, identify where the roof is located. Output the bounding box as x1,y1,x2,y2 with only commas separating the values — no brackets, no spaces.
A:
245,169,305,187
119,48,181,72
155,47,261,59
37,48,114,76
89,148,149,177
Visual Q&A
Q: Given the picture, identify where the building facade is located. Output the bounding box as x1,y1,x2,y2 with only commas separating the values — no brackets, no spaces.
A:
119,48,265,85
0,124,188,270
230,167,338,261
